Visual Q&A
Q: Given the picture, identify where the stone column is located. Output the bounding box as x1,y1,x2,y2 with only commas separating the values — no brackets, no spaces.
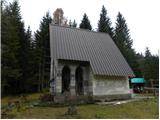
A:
88,67,93,95
70,66,76,95
55,65,63,95
49,59,54,95
82,67,88,95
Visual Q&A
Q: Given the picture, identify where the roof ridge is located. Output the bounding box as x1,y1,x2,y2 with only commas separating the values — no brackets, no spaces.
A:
50,23,110,36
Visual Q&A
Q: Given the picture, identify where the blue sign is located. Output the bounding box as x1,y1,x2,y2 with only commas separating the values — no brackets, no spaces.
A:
130,78,145,83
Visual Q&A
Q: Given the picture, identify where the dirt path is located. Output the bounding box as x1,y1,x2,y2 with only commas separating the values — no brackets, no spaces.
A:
96,95,155,105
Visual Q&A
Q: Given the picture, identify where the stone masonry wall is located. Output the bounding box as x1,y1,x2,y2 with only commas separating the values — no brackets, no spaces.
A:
53,60,91,96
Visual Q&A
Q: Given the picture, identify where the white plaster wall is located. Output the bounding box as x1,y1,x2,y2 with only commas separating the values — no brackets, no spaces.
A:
93,77,130,95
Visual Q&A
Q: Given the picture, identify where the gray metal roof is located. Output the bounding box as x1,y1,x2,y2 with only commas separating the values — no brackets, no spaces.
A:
50,24,135,76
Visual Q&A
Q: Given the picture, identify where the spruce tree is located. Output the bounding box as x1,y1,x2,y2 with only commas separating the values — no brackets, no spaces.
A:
143,47,159,86
114,12,133,49
114,12,141,77
150,55,159,80
23,26,35,92
144,47,152,85
72,19,77,28
2,1,20,94
69,20,72,27
1,0,30,94
69,19,77,28
34,12,52,91
98,5,113,38
79,13,92,30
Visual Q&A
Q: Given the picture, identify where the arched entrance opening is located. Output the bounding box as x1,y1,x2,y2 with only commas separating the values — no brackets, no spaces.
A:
75,66,84,95
62,66,70,93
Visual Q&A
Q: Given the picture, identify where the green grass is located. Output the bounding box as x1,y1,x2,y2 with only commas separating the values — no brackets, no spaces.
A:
1,93,159,119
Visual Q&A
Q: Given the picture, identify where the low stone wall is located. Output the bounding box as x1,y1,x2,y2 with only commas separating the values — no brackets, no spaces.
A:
54,93,131,104
54,94,94,104
93,93,132,102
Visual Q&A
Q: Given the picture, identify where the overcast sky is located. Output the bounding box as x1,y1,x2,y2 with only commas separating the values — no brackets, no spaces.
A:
9,0,160,55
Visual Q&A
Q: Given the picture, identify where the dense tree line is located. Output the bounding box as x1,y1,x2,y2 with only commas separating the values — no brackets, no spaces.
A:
1,0,52,95
1,1,159,96
144,48,159,83
1,0,34,94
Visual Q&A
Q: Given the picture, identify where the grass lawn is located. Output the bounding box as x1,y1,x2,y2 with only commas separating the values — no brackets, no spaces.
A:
1,93,159,119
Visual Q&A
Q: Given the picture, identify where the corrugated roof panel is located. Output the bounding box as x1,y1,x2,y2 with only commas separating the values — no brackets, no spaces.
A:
50,25,135,76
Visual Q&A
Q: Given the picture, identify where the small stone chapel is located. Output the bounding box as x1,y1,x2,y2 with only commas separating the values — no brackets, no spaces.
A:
49,24,135,102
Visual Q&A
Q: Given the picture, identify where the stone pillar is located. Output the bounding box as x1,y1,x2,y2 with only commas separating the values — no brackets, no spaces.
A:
70,66,76,95
50,59,54,95
55,66,63,94
88,67,93,95
82,67,88,95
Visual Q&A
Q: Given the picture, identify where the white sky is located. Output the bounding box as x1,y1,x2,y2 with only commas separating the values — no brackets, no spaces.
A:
9,0,160,55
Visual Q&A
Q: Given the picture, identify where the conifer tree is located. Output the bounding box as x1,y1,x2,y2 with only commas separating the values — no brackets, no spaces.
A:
2,0,22,94
72,19,77,28
34,12,52,91
114,12,133,49
1,0,32,94
150,55,159,80
69,19,77,28
144,47,152,85
142,47,159,87
98,5,113,38
79,13,92,30
114,12,141,77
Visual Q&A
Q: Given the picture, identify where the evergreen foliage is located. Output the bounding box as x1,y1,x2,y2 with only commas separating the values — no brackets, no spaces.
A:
79,13,92,30
144,47,159,82
113,12,142,77
72,19,77,28
1,0,33,95
114,12,132,49
34,12,52,92
69,19,77,28
98,5,113,38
